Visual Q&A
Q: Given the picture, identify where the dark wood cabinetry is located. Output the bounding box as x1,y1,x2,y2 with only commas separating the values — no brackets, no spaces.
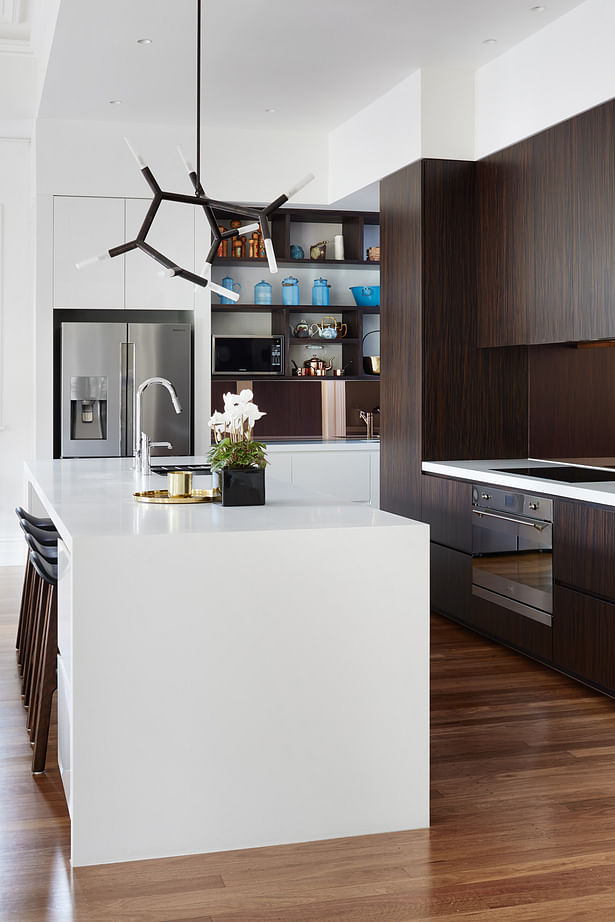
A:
553,498,615,599
551,498,615,695
553,585,615,695
421,475,472,552
380,158,528,522
478,98,615,347
467,589,553,663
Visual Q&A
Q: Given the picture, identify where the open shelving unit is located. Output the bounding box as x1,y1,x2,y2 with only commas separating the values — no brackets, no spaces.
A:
210,206,380,438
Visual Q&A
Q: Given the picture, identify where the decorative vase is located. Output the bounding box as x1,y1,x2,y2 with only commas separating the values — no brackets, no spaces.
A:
221,467,265,507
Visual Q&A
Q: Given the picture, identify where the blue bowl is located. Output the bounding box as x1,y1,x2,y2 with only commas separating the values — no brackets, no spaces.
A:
350,285,380,307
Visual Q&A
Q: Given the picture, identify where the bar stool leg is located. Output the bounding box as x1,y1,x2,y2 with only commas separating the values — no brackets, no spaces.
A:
31,588,57,774
16,550,33,664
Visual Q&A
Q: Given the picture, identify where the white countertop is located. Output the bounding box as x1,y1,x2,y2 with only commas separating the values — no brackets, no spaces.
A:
25,456,401,549
422,458,615,505
264,438,380,452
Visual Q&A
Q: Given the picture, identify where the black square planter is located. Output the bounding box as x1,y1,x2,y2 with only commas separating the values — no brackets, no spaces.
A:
221,467,266,506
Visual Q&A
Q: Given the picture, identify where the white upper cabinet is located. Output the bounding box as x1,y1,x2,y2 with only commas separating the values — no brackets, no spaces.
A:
53,197,125,309
124,198,195,310
53,196,198,310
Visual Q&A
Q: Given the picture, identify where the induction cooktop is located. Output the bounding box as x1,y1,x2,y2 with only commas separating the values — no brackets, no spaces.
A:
493,465,615,483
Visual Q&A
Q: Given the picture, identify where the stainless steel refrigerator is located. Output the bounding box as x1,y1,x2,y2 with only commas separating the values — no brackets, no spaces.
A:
60,321,192,458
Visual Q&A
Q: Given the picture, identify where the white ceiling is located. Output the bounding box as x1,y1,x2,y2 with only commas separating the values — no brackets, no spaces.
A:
38,0,587,132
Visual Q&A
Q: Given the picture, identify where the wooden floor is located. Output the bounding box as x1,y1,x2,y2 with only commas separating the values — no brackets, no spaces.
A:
3,566,615,921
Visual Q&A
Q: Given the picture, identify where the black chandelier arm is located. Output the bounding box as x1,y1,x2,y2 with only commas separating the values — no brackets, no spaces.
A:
174,266,209,288
263,193,289,217
136,240,179,272
136,197,162,242
201,202,223,241
108,241,138,258
205,239,221,265
140,166,162,195
206,198,262,220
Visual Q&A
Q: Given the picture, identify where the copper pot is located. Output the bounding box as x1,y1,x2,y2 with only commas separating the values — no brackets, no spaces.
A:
304,356,333,373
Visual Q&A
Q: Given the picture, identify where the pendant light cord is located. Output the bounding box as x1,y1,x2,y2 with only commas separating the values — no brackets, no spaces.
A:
196,0,201,190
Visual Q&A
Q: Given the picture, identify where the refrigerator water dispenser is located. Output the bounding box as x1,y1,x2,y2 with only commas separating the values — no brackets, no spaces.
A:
70,376,107,440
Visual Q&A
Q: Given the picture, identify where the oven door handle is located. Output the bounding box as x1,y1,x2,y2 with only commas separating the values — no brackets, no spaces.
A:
472,508,549,531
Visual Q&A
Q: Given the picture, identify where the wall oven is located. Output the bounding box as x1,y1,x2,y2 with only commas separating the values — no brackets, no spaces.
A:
471,485,553,626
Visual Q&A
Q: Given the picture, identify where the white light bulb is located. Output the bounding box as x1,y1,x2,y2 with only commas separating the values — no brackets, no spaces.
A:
264,238,278,274
75,252,110,269
286,173,315,199
124,136,147,169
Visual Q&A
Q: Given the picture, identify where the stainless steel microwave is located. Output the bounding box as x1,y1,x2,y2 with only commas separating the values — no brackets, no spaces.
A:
212,335,284,375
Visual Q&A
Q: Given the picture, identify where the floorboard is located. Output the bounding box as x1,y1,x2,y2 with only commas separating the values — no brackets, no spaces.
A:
2,565,615,920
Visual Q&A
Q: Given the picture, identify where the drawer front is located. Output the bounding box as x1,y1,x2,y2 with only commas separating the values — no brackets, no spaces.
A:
554,499,615,600
422,475,472,552
553,584,615,694
464,589,552,663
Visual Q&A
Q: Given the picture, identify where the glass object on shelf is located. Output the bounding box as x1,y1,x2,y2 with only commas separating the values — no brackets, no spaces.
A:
254,280,273,305
219,275,241,304
312,277,330,306
282,276,300,305
290,244,305,259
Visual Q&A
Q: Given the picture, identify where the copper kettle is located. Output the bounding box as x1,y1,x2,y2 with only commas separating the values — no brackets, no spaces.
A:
304,355,333,374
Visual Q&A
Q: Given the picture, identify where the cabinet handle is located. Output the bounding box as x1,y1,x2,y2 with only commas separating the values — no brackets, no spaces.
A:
472,508,549,531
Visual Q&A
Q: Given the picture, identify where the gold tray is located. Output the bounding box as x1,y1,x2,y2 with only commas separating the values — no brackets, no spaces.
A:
133,488,221,505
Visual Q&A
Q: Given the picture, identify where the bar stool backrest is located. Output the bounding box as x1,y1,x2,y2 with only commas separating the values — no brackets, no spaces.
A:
29,549,58,587
24,533,58,565
15,506,55,531
18,518,58,548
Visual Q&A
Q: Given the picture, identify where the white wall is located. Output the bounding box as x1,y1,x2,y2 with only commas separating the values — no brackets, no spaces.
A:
328,67,475,202
328,71,422,204
420,68,475,161
475,0,615,158
36,117,329,203
0,137,35,562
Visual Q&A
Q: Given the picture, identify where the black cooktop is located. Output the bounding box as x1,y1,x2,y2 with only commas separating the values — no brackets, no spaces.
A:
494,465,615,483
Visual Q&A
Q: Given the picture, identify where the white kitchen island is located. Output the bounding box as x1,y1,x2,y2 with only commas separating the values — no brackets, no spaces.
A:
25,458,429,868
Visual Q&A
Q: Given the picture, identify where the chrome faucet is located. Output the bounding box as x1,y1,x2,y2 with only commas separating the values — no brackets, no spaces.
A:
359,408,380,440
134,377,182,474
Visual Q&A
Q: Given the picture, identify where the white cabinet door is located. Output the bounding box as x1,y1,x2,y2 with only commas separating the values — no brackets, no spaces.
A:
292,451,372,502
54,196,125,309
125,198,195,310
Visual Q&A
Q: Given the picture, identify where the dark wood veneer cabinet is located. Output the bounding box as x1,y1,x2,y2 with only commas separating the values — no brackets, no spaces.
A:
553,585,615,694
478,97,615,347
421,474,472,552
553,499,615,600
552,498,615,694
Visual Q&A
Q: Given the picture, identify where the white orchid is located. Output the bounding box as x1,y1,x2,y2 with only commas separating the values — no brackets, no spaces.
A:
208,391,266,443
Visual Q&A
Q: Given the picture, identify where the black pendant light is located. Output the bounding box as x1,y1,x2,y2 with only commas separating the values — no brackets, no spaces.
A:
77,0,314,302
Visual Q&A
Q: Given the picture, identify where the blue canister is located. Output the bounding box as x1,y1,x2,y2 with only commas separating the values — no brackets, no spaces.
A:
254,280,273,305
219,275,241,304
282,276,300,305
312,277,330,307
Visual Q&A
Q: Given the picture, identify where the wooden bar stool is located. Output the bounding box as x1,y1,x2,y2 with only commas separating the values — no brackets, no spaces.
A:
27,550,58,774
15,507,56,667
21,533,57,711
16,518,58,684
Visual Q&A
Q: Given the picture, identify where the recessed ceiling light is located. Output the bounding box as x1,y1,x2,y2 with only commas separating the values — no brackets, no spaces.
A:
109,99,122,105
137,38,152,45
482,38,497,44
531,5,546,11
265,107,276,114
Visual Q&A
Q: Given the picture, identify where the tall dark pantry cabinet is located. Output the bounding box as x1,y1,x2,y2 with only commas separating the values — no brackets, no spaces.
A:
379,158,528,520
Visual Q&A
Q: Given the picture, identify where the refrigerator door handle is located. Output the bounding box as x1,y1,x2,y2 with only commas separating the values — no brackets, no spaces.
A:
120,341,136,457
